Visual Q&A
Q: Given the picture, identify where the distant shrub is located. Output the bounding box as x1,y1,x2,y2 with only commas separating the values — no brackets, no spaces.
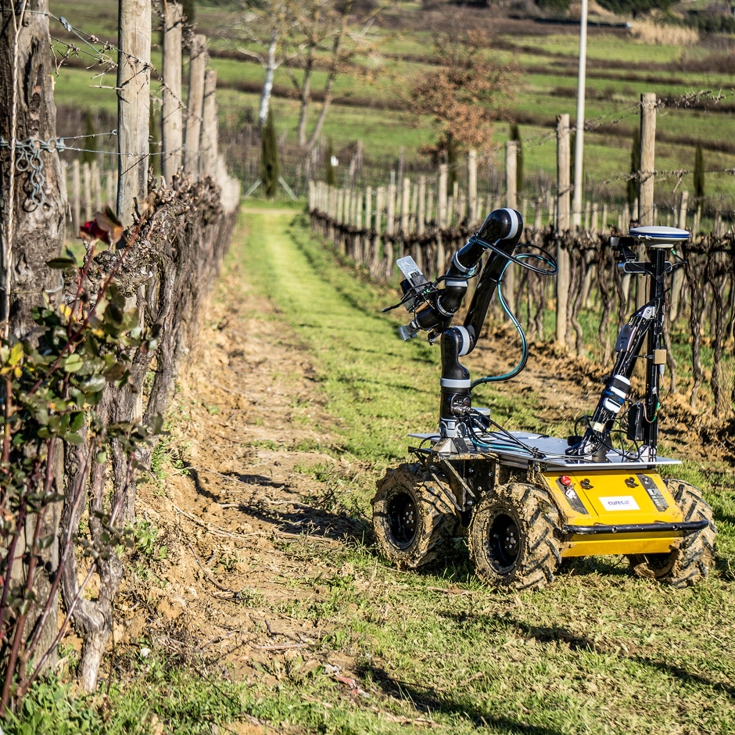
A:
630,20,699,46
597,0,676,14
535,0,572,11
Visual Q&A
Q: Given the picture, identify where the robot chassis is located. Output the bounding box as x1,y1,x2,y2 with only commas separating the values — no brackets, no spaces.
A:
371,209,716,591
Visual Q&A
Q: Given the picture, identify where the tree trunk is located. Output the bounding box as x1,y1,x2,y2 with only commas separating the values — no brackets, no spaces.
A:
305,1,353,152
259,31,278,127
0,0,65,674
297,52,315,149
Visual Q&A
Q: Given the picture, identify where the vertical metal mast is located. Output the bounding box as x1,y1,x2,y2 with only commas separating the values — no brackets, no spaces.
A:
572,0,588,228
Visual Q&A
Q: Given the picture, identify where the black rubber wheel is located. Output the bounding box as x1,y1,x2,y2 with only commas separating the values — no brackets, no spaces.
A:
469,482,564,591
372,463,458,569
628,479,716,588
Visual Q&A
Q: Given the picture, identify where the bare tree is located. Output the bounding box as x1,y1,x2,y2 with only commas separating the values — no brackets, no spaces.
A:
285,0,380,151
230,0,380,147
232,0,294,126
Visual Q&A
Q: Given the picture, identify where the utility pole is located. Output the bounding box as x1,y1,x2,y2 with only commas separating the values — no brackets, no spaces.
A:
556,114,571,347
571,0,588,228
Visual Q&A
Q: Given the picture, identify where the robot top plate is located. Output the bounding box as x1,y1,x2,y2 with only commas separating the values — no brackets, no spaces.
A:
628,226,689,248
408,432,682,469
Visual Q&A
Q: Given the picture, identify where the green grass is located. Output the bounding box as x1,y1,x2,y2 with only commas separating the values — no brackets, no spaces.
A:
226,207,734,733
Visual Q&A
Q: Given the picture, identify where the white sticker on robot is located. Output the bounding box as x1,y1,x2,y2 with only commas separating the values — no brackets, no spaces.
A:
599,496,640,511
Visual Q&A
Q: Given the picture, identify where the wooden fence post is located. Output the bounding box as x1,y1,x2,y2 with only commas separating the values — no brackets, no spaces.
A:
91,161,102,213
200,70,218,178
373,186,383,278
72,160,81,233
417,176,426,236
82,162,92,223
401,177,410,235
468,149,477,225
438,164,448,228
162,1,184,182
184,34,207,175
117,0,152,227
670,190,689,322
556,113,571,347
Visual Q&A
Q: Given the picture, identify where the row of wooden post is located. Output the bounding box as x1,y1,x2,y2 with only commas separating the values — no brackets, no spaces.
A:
310,93,709,349
60,160,117,233
114,1,237,228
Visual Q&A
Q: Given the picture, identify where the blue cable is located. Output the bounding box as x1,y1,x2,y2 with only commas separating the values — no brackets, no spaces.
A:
470,252,554,389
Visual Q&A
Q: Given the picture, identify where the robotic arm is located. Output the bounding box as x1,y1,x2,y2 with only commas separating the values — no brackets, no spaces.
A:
395,208,523,348
390,209,525,447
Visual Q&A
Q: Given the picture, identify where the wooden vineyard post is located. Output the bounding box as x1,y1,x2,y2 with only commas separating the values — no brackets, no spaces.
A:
162,1,184,182
417,176,426,236
106,169,115,208
72,160,81,234
678,190,689,230
82,162,92,223
468,149,478,225
185,34,207,175
364,187,372,266
373,186,383,279
437,165,448,275
556,113,571,347
670,190,689,321
200,70,218,178
355,190,363,263
602,204,608,233
438,165,448,229
591,202,598,235
385,184,395,279
401,177,410,257
504,140,518,310
117,0,152,227
534,198,542,230
92,161,102,213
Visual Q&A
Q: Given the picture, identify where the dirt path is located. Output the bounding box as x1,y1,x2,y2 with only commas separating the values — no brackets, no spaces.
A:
120,213,373,716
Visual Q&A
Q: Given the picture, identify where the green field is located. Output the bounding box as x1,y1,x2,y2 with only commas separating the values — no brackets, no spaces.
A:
49,0,735,208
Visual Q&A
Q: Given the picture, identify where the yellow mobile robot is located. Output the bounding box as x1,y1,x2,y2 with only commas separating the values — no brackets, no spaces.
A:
372,211,715,590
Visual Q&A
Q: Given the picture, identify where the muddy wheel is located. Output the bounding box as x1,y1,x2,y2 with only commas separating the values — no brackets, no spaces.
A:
469,482,564,591
372,463,458,569
628,479,716,588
